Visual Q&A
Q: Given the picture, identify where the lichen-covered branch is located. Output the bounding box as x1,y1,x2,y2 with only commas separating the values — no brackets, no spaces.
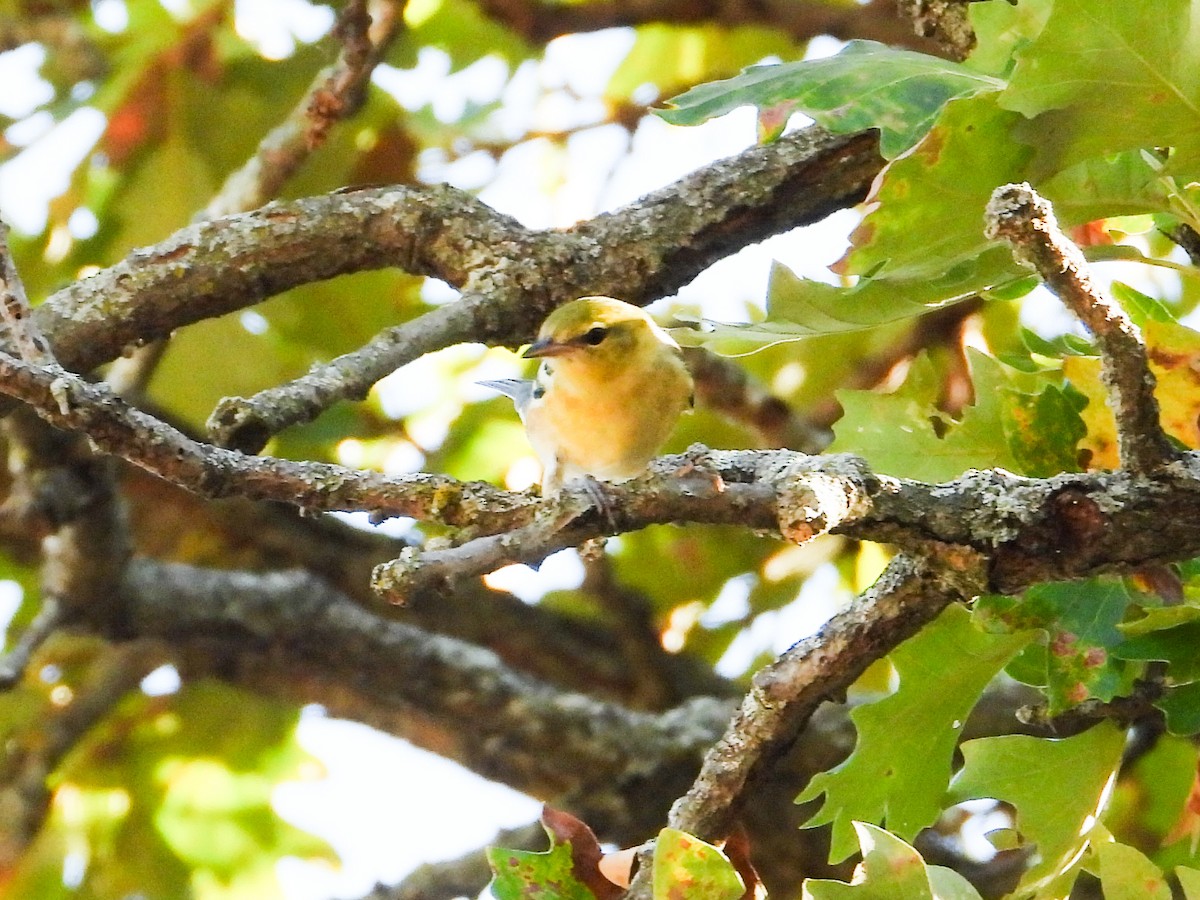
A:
623,554,983,899
664,555,982,842
0,223,52,365
33,184,522,379
985,183,1176,472
121,560,733,839
7,348,1200,604
0,350,532,526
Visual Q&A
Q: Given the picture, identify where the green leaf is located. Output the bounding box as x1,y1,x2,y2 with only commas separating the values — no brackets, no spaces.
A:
975,580,1134,714
1112,281,1176,326
964,0,1054,78
830,350,1080,482
839,94,1032,282
1105,734,1197,849
658,40,1003,157
487,840,595,900
946,722,1127,894
1003,382,1088,477
8,681,332,899
802,823,983,899
799,604,1034,862
607,24,797,105
1002,0,1200,176
1156,681,1200,735
652,828,744,900
1178,866,1200,899
926,866,986,900
1039,151,1176,225
1095,839,1172,900
1114,622,1200,683
1119,605,1200,636
680,244,1030,352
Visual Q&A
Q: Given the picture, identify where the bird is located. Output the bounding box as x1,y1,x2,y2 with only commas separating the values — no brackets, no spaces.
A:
480,296,693,497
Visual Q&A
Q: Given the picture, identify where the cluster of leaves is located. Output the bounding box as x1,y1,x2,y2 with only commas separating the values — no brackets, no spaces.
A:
0,2,820,897
8,0,1200,898
494,0,1200,897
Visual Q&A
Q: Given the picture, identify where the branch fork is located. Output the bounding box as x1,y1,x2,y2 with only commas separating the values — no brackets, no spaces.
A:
985,183,1176,472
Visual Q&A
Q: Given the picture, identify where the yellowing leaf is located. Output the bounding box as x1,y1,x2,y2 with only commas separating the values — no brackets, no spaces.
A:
1065,320,1200,470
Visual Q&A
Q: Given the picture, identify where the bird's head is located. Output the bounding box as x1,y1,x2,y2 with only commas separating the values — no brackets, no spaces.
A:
523,297,679,371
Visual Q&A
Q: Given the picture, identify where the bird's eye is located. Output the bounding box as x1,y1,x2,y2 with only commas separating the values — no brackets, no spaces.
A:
582,326,608,345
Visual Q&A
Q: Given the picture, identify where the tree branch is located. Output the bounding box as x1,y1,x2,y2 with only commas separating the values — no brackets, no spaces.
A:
475,0,939,54
7,350,1200,604
203,0,404,219
623,554,983,898
121,560,734,839
23,126,880,452
0,223,52,365
684,347,829,452
985,183,1176,472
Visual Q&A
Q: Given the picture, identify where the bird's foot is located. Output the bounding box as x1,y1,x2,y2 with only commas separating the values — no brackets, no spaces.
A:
580,475,620,531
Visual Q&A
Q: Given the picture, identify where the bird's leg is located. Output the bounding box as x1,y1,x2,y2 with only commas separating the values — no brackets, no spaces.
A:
581,475,620,532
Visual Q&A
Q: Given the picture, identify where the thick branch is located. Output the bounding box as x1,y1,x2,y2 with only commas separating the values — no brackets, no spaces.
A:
26,127,879,452
33,184,525,377
0,351,531,526
985,183,1175,472
475,0,936,53
121,560,733,838
670,554,980,841
8,351,1200,601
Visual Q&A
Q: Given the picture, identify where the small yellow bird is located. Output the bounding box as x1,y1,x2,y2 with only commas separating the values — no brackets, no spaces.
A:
481,296,693,496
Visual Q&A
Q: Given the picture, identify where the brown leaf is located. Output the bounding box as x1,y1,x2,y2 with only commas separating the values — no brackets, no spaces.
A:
541,805,623,900
723,825,763,900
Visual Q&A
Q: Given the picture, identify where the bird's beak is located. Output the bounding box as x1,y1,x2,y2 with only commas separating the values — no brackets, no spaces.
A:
523,338,573,358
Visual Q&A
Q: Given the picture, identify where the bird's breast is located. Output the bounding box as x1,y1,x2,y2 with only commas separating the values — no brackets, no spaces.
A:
526,356,691,481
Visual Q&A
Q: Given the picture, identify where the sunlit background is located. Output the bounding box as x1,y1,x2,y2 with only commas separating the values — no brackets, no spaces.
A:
0,1,1189,897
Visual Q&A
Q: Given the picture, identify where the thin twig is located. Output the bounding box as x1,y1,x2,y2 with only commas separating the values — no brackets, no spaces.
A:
0,222,52,365
208,293,490,452
203,0,404,219
985,183,1176,472
0,597,62,686
684,348,828,452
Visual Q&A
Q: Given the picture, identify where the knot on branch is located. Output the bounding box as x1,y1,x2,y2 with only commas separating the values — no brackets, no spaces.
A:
775,454,875,543
207,395,272,454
